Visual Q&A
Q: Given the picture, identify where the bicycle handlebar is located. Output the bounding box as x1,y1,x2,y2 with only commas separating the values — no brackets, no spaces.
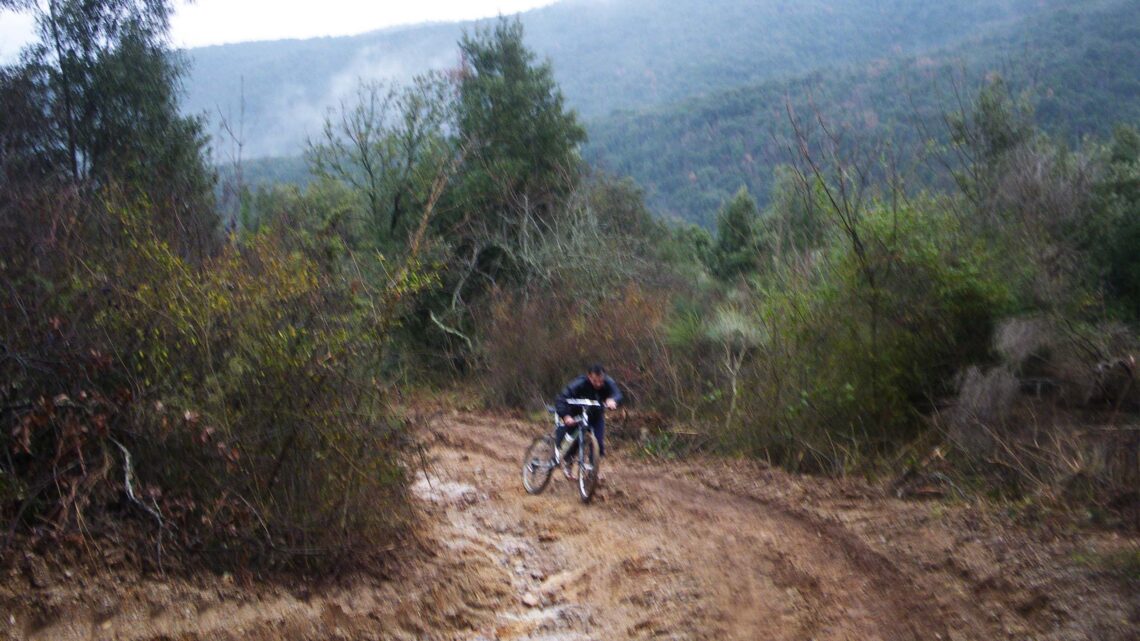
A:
565,398,602,407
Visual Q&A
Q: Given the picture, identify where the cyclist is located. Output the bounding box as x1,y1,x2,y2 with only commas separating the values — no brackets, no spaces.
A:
554,364,622,478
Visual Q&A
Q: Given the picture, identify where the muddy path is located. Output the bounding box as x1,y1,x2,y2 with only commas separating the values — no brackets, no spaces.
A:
425,415,946,640
3,411,1136,640
411,412,1136,641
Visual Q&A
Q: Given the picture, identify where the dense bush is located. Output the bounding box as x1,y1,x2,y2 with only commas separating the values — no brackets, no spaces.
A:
478,176,683,409
1,0,434,561
927,94,1140,526
1,192,419,570
712,201,1012,471
481,282,673,408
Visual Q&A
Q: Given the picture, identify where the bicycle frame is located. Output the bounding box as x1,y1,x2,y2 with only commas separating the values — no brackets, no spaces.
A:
559,399,601,499
523,398,602,501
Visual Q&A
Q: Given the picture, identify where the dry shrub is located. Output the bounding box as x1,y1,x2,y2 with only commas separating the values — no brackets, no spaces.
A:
994,316,1052,367
480,281,676,411
949,366,1021,455
943,316,1140,528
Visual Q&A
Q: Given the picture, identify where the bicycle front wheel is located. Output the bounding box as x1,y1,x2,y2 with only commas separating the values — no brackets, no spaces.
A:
522,435,556,495
577,431,600,503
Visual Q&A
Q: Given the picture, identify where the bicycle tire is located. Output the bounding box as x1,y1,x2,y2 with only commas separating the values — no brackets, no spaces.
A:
577,431,600,503
522,435,556,495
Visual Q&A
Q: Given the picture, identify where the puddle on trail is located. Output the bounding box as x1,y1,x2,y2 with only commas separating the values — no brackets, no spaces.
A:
411,474,485,506
412,472,599,640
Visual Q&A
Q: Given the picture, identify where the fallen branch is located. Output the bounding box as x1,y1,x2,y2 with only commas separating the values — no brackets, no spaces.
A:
111,438,166,571
429,311,474,352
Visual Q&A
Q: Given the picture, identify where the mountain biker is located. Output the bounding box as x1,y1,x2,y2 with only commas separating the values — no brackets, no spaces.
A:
554,364,622,478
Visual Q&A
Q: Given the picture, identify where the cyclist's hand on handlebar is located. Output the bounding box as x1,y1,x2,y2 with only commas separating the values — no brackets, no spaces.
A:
562,415,577,426
605,398,618,410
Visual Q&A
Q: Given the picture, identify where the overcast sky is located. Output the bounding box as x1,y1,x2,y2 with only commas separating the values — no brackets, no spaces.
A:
0,0,560,62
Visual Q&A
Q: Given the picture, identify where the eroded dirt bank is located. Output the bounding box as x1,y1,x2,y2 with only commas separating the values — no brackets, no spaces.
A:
2,411,1137,640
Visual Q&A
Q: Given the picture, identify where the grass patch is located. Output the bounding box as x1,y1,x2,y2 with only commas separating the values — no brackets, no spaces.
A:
1073,547,1140,582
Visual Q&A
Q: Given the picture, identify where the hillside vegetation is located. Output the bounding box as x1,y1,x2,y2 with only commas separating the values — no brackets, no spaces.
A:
185,0,1049,158
192,0,1138,229
587,0,1140,224
1,0,421,572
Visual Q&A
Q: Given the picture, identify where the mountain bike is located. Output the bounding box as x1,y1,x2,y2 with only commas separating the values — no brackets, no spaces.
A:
521,399,601,503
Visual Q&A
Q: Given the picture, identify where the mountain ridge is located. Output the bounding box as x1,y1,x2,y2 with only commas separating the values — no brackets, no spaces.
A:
585,0,1140,224
184,0,1048,158
185,0,1138,225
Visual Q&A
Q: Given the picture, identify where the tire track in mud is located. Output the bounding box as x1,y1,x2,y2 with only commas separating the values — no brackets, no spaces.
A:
678,471,1017,641
429,414,969,641
628,474,951,640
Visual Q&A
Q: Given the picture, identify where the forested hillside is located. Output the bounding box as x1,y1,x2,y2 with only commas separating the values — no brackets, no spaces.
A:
185,0,1047,158
192,0,1138,227
586,0,1140,224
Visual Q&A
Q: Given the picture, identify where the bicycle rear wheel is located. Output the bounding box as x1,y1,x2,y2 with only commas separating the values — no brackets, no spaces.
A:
522,435,556,495
577,432,600,503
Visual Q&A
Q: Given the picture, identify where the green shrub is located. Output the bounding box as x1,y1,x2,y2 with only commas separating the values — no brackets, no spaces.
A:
95,205,419,565
1,194,420,570
722,199,1013,471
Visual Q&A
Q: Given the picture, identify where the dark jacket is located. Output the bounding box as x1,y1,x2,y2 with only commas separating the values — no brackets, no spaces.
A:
555,374,623,419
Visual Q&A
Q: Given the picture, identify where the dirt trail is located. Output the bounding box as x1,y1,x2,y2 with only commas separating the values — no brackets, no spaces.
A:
410,412,1136,641
3,411,1136,640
